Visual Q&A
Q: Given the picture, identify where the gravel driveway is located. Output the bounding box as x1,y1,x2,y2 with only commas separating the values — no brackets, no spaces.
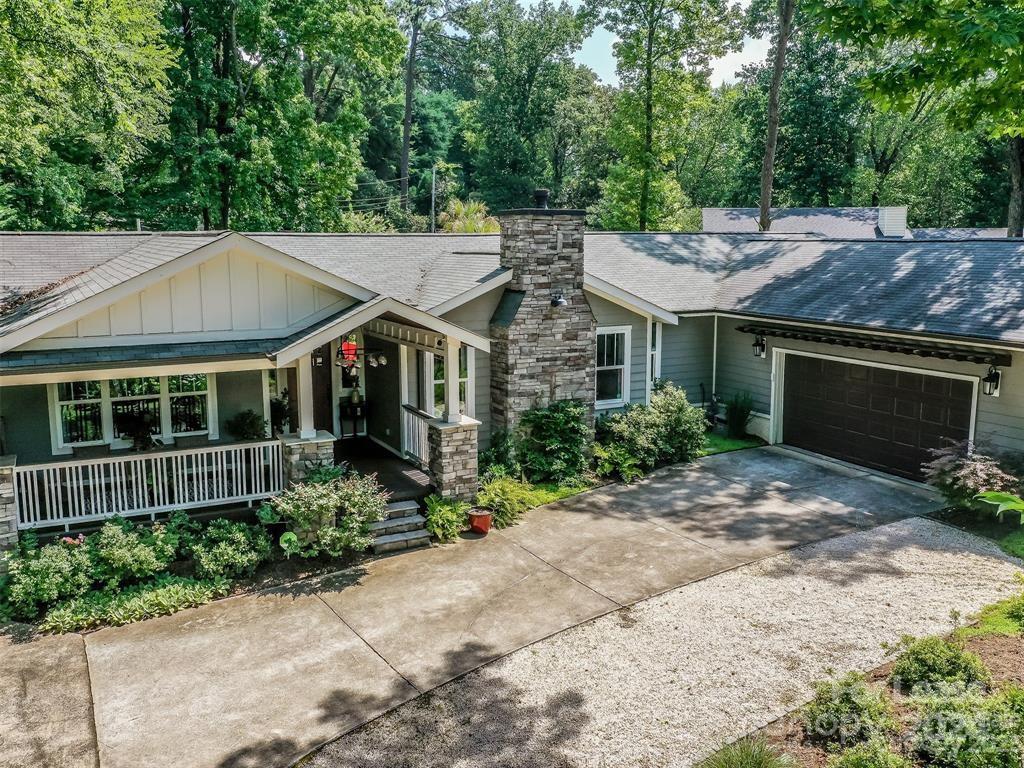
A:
308,517,1022,768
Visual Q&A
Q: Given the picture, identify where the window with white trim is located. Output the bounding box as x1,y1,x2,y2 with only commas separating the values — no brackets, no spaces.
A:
51,373,216,452
596,326,631,407
56,381,104,445
649,322,662,384
419,347,474,418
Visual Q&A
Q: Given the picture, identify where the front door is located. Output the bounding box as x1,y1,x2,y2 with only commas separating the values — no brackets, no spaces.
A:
311,346,334,434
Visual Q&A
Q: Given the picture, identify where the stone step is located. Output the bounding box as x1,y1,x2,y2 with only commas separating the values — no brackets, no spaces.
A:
369,514,427,537
372,529,432,554
384,500,421,520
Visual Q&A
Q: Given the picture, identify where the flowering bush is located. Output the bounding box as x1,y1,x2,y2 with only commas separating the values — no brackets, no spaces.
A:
3,535,93,620
190,519,271,580
87,518,177,589
922,441,1021,509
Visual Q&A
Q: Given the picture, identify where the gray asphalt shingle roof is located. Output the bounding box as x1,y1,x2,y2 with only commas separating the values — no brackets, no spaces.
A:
2,228,1023,349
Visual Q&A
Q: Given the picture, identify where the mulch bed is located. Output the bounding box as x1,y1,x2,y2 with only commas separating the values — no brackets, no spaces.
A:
759,633,1024,767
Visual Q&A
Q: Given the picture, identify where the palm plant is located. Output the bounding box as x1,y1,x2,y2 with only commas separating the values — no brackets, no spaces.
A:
438,199,499,233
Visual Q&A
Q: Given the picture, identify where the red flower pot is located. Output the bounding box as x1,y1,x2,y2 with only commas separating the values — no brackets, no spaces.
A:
468,509,492,535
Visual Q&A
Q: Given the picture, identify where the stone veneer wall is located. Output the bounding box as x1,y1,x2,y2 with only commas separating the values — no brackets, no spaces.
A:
490,210,597,434
0,456,17,556
427,418,479,502
280,432,336,485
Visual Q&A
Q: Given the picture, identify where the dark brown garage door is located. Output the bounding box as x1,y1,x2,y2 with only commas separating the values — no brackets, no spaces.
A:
782,354,974,480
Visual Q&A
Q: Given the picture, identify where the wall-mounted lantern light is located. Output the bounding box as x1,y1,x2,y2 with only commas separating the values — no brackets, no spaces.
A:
550,292,568,308
982,366,1001,397
752,335,767,358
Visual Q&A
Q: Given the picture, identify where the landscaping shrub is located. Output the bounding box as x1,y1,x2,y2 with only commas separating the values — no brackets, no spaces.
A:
912,683,1024,768
922,441,1021,509
516,399,590,482
424,494,469,542
725,392,754,439
593,442,644,483
223,409,268,440
87,518,176,589
304,461,349,484
888,636,991,693
3,536,93,620
801,672,896,748
695,737,795,768
190,519,270,580
476,475,536,528
479,429,521,479
596,382,706,477
39,576,231,633
825,740,912,768
261,473,386,557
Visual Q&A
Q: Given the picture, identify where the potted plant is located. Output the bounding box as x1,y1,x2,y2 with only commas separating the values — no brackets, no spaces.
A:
225,409,268,441
114,410,159,451
467,507,493,535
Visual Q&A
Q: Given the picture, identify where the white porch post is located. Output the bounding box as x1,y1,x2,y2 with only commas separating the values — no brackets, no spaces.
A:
296,355,317,439
442,336,460,424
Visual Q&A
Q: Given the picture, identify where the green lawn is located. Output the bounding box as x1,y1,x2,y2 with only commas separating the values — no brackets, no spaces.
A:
701,432,765,456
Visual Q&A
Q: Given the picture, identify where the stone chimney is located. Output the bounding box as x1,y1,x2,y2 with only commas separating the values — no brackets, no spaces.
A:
878,206,908,237
489,191,596,435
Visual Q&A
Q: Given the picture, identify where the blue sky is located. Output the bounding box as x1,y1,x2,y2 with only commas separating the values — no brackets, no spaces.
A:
519,0,769,87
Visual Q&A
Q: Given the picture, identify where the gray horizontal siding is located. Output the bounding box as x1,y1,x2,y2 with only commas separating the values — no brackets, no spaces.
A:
659,316,714,404
715,321,1024,454
588,292,648,412
441,286,505,449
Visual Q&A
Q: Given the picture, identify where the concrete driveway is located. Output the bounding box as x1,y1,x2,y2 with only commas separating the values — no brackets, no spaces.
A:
0,447,941,768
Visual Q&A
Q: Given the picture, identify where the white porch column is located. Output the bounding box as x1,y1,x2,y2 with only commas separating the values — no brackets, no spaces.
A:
296,355,317,439
442,336,460,424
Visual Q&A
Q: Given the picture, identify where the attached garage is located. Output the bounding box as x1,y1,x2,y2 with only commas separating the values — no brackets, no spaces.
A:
781,353,975,481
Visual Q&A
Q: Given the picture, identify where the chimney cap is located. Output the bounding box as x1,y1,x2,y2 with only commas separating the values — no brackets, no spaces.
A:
496,189,586,217
533,189,550,209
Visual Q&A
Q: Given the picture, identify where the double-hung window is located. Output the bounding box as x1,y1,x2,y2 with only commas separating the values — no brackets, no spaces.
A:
50,373,217,453
596,326,631,408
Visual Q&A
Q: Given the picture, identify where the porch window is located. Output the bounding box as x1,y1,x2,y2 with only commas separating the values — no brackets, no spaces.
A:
421,347,473,418
649,322,662,384
110,377,162,439
56,381,104,445
596,327,631,408
168,374,209,434
50,373,217,453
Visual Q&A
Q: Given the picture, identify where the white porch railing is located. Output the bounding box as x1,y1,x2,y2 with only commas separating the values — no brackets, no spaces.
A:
401,404,432,468
13,440,285,530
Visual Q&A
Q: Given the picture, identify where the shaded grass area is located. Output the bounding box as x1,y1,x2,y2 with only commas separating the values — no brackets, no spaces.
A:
701,432,766,456
930,507,1024,560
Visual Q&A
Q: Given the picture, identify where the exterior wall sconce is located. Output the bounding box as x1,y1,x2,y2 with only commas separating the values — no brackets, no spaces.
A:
752,335,767,358
550,292,568,308
982,366,1001,397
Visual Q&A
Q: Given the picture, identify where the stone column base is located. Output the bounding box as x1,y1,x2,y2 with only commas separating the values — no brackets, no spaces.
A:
427,416,480,502
280,431,337,485
0,456,18,555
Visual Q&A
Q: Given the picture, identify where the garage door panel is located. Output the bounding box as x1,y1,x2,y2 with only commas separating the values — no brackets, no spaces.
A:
783,354,974,480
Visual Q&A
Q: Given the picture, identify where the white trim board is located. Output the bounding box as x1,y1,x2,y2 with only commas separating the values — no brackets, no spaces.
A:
585,274,678,325
768,347,980,447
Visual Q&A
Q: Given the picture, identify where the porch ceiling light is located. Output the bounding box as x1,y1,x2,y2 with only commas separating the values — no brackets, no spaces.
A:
982,365,1001,396
752,335,767,358
550,292,568,308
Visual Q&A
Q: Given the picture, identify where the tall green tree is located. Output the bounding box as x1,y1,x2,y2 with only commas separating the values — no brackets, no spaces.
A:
601,0,741,230
459,0,595,209
0,0,173,228
130,0,404,231
810,0,1024,235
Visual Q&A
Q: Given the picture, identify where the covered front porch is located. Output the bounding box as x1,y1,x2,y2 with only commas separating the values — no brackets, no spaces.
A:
0,298,487,539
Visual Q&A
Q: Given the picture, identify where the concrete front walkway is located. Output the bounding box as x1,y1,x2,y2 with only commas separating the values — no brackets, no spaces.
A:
0,448,942,768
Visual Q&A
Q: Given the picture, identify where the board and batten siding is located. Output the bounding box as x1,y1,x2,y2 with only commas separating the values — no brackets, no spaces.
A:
441,286,505,449
587,292,648,412
714,322,1024,454
659,316,715,404
27,250,355,348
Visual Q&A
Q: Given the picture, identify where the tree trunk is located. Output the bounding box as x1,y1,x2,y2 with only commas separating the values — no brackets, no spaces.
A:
758,0,796,232
1009,137,1024,237
638,20,655,232
401,20,420,210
